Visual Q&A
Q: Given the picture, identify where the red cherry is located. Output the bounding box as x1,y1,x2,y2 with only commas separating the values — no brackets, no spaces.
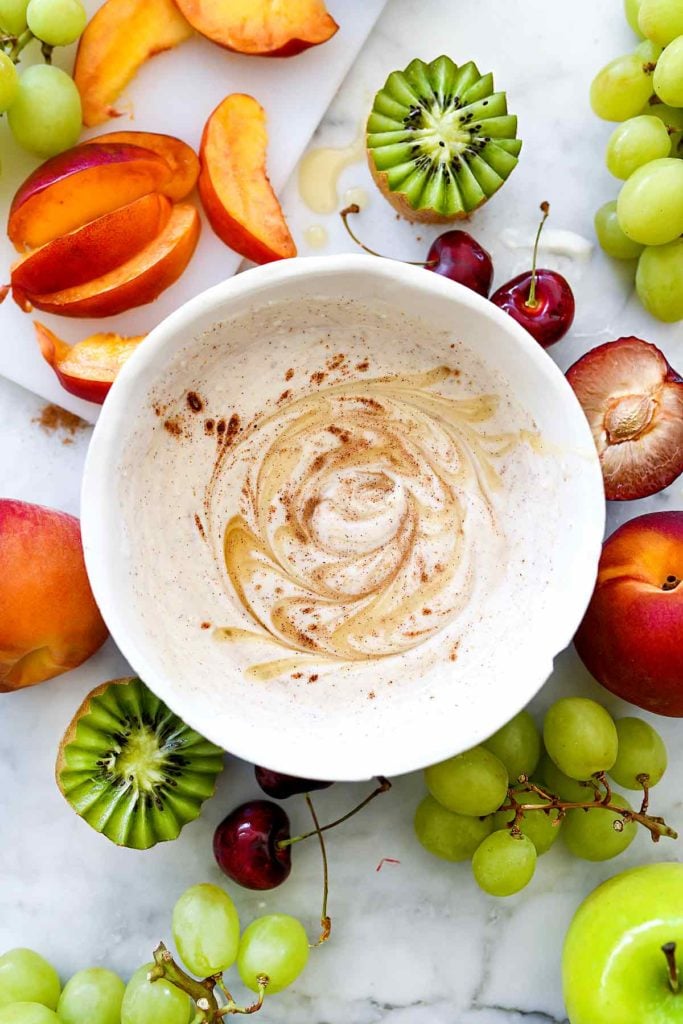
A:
254,766,333,800
490,202,575,348
426,231,494,297
213,800,292,890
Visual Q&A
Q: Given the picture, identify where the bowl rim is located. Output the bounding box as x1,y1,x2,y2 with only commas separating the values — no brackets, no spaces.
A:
81,253,605,780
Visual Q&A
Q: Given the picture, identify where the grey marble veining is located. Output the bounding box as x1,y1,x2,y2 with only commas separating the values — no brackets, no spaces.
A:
1,0,682,1021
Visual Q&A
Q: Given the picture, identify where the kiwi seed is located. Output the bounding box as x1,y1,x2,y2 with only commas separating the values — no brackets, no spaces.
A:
56,677,224,850
366,55,522,223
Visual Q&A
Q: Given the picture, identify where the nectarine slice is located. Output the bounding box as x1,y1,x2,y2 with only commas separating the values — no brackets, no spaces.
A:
74,0,194,127
35,322,145,404
567,337,683,501
199,94,296,264
12,194,172,298
8,142,173,252
87,131,199,201
20,203,200,318
173,0,338,56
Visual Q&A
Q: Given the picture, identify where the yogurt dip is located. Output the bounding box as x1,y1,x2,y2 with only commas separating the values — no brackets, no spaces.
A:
119,296,563,709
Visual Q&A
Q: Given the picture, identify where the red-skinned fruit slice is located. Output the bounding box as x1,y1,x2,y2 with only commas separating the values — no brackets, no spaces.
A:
84,131,199,201
15,203,200,318
8,142,173,252
35,322,145,404
172,0,338,57
11,193,172,296
566,337,683,501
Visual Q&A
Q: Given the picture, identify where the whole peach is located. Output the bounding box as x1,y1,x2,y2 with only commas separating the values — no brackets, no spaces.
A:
574,511,683,716
0,500,108,691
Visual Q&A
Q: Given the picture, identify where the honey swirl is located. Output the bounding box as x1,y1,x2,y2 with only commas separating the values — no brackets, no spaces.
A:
212,366,527,679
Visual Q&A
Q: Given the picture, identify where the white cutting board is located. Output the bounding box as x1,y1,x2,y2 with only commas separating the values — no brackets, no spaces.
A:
0,0,387,421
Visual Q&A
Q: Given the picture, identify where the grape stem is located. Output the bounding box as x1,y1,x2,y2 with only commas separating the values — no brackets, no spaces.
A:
525,201,550,310
149,943,267,1020
500,772,677,843
305,793,332,946
277,776,392,849
340,205,438,266
5,29,32,63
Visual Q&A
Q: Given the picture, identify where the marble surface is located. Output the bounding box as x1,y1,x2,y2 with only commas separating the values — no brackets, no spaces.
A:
1,1,683,1022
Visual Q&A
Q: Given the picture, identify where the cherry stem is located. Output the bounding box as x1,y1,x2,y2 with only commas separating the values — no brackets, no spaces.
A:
663,943,680,994
500,772,677,843
339,205,437,267
305,793,331,946
150,943,267,1020
525,200,550,310
277,776,392,849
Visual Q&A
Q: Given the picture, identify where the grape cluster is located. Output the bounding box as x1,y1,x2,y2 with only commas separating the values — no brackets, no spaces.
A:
414,698,674,899
591,0,683,321
0,884,311,1023
0,0,86,159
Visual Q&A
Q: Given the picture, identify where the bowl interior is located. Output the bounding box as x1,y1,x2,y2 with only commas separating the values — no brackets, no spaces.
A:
82,255,604,780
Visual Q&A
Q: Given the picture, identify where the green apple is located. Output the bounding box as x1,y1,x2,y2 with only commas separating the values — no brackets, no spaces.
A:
563,862,683,1023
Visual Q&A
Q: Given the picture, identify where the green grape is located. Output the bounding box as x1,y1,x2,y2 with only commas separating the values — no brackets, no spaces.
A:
595,200,646,259
543,698,618,781
0,53,18,114
237,915,309,995
0,1005,60,1024
26,0,86,46
654,36,683,106
562,793,638,860
609,717,668,789
636,237,683,320
120,964,191,1024
625,0,645,35
0,950,60,1010
493,790,562,855
644,100,683,130
471,829,536,897
172,883,240,977
617,157,683,244
482,710,541,782
590,52,655,121
425,746,508,817
57,968,124,1024
537,752,600,803
414,794,493,861
606,115,671,178
0,0,29,34
635,37,664,61
8,64,81,158
639,0,683,45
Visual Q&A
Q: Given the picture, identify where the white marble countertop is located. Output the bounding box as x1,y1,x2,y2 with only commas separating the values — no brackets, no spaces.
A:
1,1,682,1022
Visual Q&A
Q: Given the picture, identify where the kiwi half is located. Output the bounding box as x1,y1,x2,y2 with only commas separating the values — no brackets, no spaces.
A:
56,677,224,850
366,55,521,223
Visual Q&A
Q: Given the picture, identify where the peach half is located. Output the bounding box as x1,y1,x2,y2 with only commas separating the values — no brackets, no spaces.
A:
0,500,108,691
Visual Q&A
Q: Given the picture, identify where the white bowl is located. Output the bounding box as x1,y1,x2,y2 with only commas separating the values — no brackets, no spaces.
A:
82,255,604,781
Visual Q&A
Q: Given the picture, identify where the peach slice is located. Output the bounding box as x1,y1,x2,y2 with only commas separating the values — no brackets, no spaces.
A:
8,142,173,252
566,337,683,500
35,322,145,404
172,0,338,56
86,131,199,200
11,193,172,298
74,0,194,127
19,203,200,318
199,94,296,264
0,500,108,691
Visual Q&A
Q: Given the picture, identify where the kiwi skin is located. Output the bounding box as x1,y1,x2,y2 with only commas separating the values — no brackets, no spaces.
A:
56,676,225,850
